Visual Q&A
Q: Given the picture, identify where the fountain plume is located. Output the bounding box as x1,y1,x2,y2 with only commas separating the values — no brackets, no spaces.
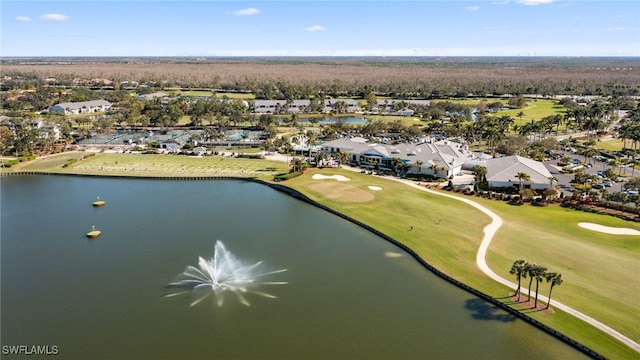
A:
167,241,287,307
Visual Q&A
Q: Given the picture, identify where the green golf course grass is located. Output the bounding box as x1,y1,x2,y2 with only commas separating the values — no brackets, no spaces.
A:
4,154,639,359
284,168,640,360
9,151,287,180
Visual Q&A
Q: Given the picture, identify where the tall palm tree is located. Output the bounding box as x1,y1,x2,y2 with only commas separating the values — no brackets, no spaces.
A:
473,165,488,183
290,157,304,173
429,163,439,176
533,265,548,308
509,260,527,301
416,160,423,174
306,130,316,161
544,272,563,309
515,172,532,191
336,151,349,166
392,157,404,175
524,262,535,300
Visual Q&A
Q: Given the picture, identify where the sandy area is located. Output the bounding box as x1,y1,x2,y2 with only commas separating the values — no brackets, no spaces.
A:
368,186,383,191
312,174,350,181
308,183,374,203
578,222,640,235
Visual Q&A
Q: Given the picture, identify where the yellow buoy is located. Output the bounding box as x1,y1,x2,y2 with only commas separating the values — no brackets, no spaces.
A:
93,197,106,207
86,226,101,238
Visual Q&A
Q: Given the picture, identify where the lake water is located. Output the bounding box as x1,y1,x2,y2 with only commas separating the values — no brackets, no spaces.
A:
1,176,586,359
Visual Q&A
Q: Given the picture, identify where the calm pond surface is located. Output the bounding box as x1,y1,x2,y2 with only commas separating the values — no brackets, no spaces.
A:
1,176,586,359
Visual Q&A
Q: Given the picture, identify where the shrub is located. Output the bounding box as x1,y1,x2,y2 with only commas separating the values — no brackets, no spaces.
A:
1,159,19,168
273,172,303,181
236,153,265,159
62,158,78,168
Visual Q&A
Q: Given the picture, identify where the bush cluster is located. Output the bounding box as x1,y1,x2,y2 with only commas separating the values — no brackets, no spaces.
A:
273,172,303,181
1,155,36,168
235,153,265,160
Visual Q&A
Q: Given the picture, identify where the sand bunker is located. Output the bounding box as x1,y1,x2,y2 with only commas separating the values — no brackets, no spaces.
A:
368,186,383,191
308,182,374,203
312,174,351,181
578,222,640,235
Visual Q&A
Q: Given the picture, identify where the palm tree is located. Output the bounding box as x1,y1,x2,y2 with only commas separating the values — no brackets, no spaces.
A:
306,130,317,160
429,163,439,176
335,151,349,166
392,157,404,175
473,165,488,188
524,262,535,300
544,272,563,309
290,157,304,173
533,265,548,308
370,157,379,171
515,172,531,191
416,160,423,174
509,259,527,301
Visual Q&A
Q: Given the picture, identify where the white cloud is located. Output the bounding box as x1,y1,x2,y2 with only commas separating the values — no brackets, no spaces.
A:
231,8,260,16
305,25,326,32
491,1,510,4
465,6,480,11
16,16,31,22
517,0,555,5
39,14,69,21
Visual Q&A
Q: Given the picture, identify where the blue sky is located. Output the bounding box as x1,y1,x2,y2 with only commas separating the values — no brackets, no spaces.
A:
1,0,639,57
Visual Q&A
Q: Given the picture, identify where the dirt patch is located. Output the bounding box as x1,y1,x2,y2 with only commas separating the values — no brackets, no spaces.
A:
308,182,374,203
508,292,555,313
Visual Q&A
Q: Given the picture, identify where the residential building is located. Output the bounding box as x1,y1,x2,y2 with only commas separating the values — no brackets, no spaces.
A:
321,138,469,178
49,100,112,115
485,155,554,189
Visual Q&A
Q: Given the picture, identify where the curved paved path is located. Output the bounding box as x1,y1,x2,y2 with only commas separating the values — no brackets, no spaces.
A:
390,178,640,353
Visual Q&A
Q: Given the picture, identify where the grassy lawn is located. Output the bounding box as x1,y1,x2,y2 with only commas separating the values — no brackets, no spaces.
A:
283,168,640,359
365,114,422,126
5,157,639,358
497,99,567,124
215,92,256,99
475,198,640,341
7,152,288,180
595,138,625,152
432,98,569,129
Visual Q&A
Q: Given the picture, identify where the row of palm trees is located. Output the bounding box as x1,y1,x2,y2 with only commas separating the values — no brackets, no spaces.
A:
510,259,563,310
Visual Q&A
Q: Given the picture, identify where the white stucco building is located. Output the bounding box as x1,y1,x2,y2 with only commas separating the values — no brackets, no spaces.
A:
485,155,554,190
49,100,112,115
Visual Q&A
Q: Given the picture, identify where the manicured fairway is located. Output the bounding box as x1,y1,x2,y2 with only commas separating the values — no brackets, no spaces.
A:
284,168,640,360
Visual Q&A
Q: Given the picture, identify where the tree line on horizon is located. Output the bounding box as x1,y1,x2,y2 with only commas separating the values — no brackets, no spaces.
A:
2,57,639,98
